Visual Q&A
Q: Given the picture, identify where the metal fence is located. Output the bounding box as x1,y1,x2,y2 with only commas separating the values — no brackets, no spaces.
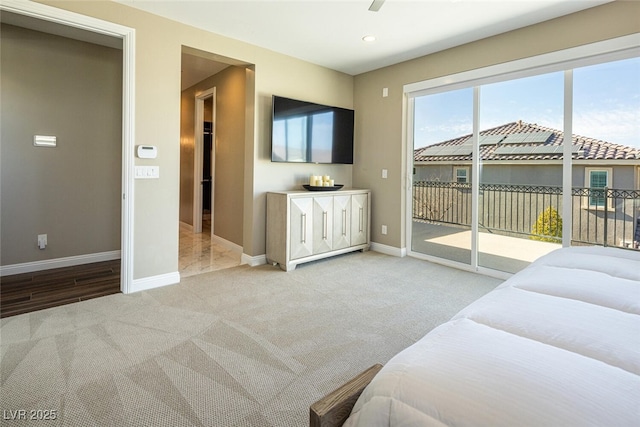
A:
572,187,640,248
413,181,640,249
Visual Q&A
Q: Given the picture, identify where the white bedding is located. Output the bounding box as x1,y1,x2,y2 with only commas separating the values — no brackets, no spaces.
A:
344,246,640,427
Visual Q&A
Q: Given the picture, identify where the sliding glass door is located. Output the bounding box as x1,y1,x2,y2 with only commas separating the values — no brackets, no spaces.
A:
478,72,564,273
411,89,473,265
406,37,639,276
572,57,640,249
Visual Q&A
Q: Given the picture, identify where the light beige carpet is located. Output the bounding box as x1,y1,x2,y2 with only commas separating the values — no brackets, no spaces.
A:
0,251,502,426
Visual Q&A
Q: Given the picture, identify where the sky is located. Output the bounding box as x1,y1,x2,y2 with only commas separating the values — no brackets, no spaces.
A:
413,56,640,150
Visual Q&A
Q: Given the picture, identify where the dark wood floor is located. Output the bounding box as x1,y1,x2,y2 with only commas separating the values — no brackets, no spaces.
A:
0,260,121,318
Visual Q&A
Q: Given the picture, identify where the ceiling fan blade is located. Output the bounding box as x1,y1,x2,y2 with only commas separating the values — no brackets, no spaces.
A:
368,0,385,12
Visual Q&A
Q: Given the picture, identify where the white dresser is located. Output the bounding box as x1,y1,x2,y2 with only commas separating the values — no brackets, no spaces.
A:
266,189,370,271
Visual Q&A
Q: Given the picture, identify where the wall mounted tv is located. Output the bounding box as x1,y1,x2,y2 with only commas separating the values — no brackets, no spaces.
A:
271,95,354,164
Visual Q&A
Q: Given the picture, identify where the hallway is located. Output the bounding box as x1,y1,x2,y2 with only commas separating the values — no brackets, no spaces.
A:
179,221,241,278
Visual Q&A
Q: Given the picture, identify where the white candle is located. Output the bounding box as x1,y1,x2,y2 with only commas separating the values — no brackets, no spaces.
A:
329,179,334,187
309,175,316,186
323,175,330,182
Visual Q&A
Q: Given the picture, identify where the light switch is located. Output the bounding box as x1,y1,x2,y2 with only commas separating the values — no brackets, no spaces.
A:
135,166,160,179
382,169,388,179
382,87,388,97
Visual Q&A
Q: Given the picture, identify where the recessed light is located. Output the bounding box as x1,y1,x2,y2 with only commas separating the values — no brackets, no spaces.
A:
362,35,376,42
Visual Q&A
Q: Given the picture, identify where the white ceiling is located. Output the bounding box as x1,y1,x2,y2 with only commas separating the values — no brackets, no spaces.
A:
120,0,611,76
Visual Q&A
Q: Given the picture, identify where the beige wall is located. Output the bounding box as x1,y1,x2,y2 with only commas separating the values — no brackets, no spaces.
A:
180,66,246,247
0,24,122,266
38,0,354,278
250,56,355,255
26,0,637,279
353,1,640,250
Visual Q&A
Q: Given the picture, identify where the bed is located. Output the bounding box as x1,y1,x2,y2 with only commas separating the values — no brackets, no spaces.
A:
311,246,640,427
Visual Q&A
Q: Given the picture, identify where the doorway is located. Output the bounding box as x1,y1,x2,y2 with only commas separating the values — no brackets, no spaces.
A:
193,88,216,235
179,87,239,277
178,48,252,276
0,2,134,295
203,118,213,233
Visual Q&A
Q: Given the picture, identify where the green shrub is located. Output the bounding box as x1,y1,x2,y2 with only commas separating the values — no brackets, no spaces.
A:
531,207,562,242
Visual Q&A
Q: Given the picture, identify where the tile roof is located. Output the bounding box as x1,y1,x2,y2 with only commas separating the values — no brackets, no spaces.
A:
414,121,639,162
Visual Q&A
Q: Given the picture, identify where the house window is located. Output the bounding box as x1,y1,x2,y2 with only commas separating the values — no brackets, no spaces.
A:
454,166,469,183
585,168,612,209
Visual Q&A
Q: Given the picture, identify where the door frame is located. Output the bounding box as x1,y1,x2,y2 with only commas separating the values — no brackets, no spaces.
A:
1,0,136,293
193,87,216,235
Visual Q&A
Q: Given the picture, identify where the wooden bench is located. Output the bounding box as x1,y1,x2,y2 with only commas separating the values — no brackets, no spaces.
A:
309,364,383,427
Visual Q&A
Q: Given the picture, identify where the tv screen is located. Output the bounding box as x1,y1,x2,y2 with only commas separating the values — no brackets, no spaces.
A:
271,95,354,164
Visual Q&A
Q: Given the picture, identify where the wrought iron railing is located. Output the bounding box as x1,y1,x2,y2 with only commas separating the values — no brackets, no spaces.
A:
413,181,640,249
572,187,640,248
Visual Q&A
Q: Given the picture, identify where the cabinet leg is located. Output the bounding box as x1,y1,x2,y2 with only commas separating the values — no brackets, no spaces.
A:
280,263,296,272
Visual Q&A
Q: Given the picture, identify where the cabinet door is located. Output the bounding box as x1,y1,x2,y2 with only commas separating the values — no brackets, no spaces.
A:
312,196,333,254
351,193,368,245
332,195,351,250
290,197,313,260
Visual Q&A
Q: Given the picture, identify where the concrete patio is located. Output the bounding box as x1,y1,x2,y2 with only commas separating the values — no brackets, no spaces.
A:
412,221,561,273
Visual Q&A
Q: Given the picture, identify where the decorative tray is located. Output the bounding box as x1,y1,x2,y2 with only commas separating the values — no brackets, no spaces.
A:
303,184,344,192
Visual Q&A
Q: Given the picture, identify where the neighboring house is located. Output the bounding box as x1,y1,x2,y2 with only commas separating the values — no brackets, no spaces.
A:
413,121,640,248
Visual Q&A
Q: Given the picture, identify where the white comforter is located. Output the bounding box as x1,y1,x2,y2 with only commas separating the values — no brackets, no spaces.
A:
345,246,640,427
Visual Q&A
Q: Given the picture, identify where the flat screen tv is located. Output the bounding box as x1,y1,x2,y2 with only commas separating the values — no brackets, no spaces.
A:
271,95,354,164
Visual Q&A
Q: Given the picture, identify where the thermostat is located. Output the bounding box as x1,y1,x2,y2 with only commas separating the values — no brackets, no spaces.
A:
137,145,157,159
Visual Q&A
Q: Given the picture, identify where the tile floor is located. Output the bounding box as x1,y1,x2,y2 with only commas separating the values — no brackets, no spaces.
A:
179,220,241,278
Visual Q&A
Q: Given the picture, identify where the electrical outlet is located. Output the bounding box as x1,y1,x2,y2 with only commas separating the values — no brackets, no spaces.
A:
381,225,388,235
37,234,47,250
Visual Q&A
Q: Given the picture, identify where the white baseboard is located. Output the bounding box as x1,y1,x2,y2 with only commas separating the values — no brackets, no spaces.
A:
241,253,267,267
242,245,404,267
370,242,406,257
0,250,121,277
130,271,180,293
212,234,243,254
